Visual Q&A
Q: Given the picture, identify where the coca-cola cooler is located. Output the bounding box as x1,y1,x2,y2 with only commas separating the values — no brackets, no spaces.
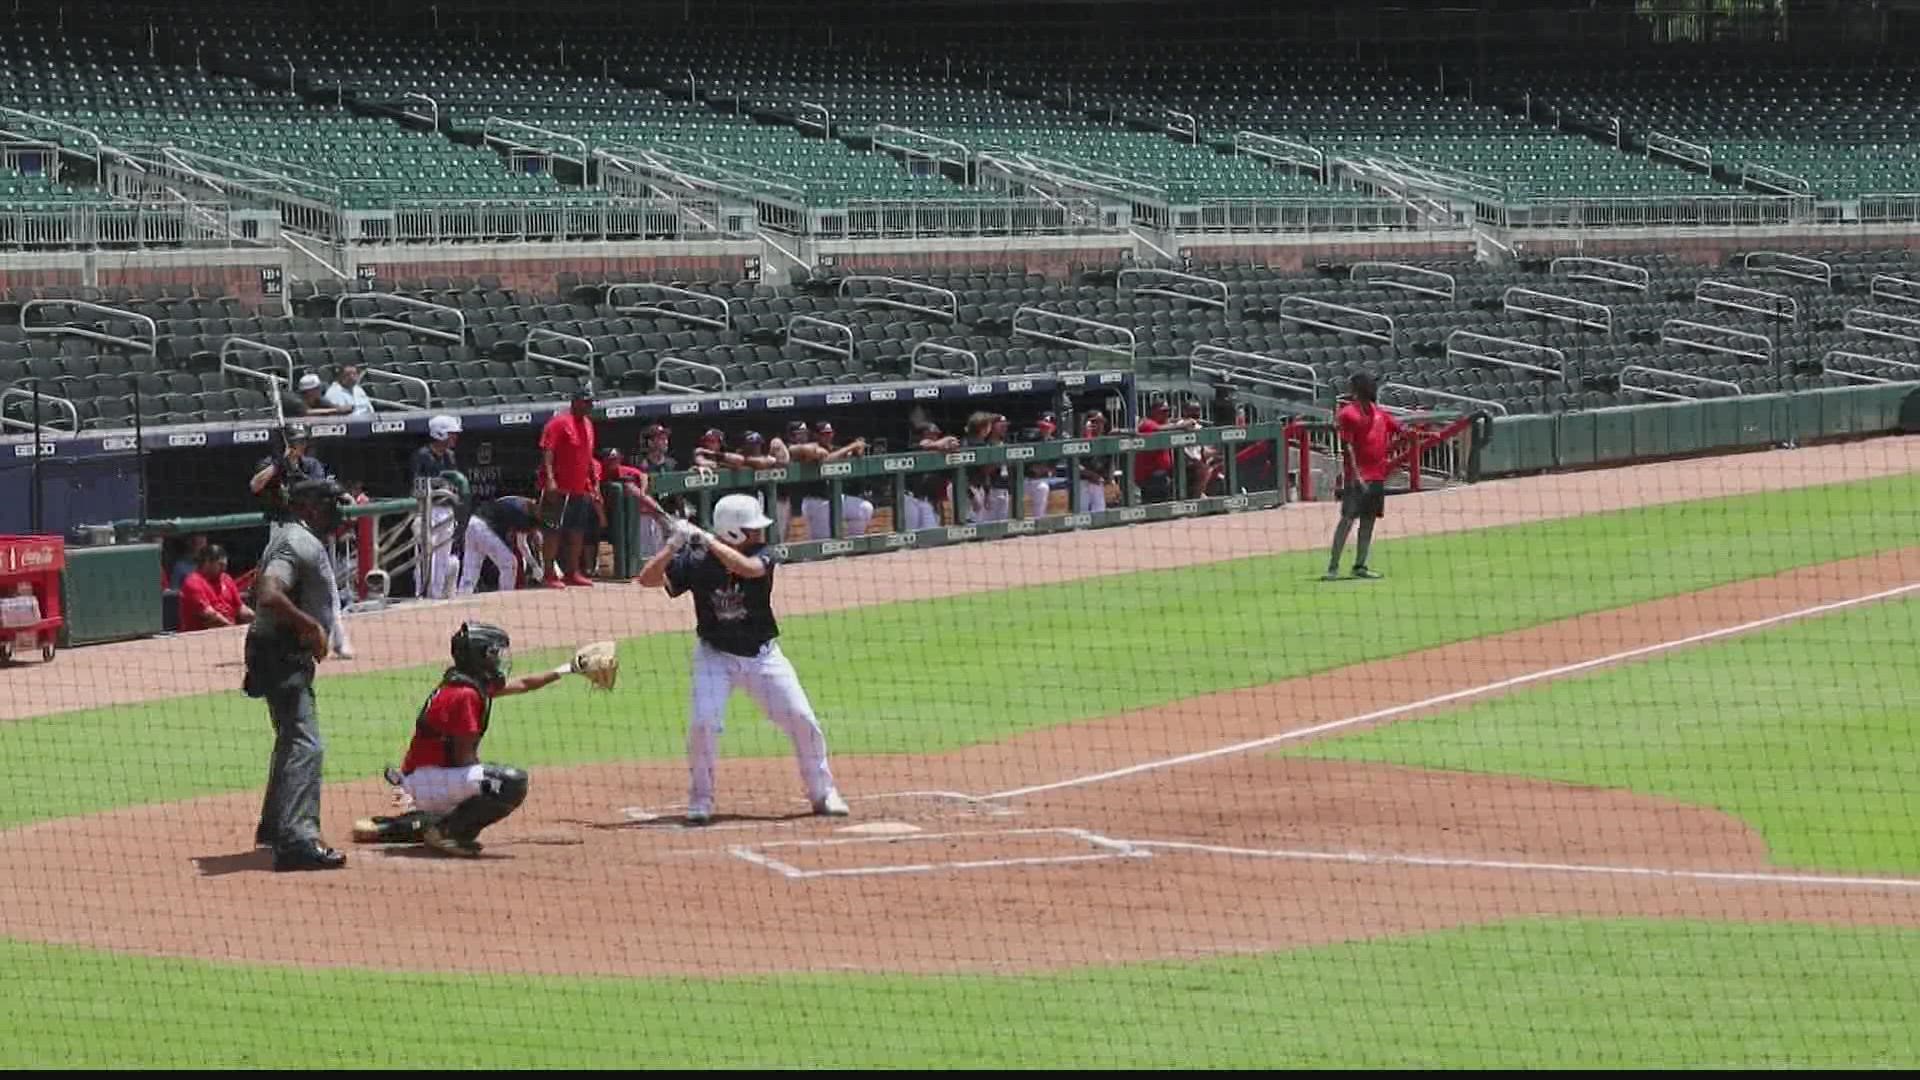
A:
0,535,64,664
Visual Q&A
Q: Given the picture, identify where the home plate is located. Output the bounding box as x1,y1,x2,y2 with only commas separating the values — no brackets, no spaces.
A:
837,821,921,836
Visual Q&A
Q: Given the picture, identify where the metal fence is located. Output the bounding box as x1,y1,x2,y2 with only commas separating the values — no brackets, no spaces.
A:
0,202,228,249
1498,194,1813,230
1176,198,1457,235
808,198,1113,239
351,199,695,244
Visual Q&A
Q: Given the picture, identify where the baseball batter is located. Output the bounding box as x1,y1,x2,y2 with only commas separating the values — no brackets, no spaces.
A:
635,493,849,825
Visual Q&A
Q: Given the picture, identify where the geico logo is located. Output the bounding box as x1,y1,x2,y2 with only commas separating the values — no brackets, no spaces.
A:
766,396,795,408
945,451,977,465
1063,440,1092,454
821,540,855,555
946,526,978,540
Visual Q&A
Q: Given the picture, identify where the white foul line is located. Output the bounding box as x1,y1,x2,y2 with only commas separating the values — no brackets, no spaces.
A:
985,582,1920,801
1124,840,1920,892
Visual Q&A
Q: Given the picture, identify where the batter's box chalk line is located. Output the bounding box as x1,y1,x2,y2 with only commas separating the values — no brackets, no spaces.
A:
729,827,1150,880
1119,839,1920,893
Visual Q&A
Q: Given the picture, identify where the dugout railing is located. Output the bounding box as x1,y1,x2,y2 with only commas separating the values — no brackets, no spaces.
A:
619,422,1300,569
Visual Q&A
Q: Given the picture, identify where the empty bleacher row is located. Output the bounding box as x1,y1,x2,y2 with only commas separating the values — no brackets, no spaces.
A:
5,251,1920,437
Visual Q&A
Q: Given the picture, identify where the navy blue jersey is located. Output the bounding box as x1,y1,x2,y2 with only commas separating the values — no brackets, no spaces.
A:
664,542,780,656
474,495,538,534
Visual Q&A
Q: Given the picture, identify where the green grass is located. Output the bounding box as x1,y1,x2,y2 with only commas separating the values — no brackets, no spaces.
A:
2,919,1917,1066
1297,598,1920,873
0,471,1913,828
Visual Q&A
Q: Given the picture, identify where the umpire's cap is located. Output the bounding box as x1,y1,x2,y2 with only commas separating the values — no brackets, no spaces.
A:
288,477,345,504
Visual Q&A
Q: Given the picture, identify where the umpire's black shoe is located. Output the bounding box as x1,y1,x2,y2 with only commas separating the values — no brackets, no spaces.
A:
273,841,347,872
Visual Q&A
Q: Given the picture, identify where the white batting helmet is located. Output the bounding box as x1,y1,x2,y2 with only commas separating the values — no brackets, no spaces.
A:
711,493,773,544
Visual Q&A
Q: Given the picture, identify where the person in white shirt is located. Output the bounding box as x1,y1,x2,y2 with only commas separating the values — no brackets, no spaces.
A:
323,364,376,420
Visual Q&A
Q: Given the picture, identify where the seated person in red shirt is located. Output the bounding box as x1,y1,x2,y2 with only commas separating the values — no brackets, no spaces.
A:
351,622,575,857
1325,371,1403,581
177,544,254,632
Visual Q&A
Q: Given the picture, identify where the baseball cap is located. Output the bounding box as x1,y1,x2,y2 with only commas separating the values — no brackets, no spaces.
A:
428,414,462,440
296,373,322,392
288,477,344,504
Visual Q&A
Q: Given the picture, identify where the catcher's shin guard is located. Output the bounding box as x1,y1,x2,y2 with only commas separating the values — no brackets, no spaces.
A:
433,765,529,842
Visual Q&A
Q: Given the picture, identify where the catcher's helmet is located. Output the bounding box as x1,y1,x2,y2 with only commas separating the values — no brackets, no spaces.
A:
450,621,512,682
712,493,773,545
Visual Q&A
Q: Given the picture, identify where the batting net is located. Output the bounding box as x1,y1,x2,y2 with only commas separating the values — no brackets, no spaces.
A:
3,333,1919,1070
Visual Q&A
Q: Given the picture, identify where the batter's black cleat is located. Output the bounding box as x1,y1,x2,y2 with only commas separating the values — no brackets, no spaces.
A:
273,841,347,872
254,825,279,850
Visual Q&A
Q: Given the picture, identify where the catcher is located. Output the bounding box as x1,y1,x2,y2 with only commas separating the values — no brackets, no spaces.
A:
352,622,620,856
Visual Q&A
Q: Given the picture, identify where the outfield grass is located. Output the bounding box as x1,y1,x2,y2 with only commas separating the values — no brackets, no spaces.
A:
1,472,1913,829
1296,597,1920,874
1,918,1916,1067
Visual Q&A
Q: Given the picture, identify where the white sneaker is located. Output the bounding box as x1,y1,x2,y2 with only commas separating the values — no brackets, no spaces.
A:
812,790,850,817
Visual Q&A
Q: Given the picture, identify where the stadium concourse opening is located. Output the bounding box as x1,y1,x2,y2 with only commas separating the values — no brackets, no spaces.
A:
0,0,1918,1068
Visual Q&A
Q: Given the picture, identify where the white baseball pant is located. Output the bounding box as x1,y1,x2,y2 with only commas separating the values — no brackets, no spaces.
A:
402,764,484,814
686,639,835,817
423,505,458,599
902,493,940,531
1024,478,1052,519
802,495,875,539
457,516,518,595
970,487,1010,523
1077,480,1108,514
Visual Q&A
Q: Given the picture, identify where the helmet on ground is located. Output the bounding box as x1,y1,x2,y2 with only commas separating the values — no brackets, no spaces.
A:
711,493,773,545
450,621,512,682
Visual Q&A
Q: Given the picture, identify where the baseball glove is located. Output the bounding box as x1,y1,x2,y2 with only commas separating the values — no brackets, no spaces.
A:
571,640,620,691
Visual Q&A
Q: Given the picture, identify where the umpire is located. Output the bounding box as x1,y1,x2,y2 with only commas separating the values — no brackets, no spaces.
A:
245,477,350,872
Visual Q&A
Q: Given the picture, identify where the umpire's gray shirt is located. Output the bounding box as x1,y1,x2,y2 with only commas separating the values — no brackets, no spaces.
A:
251,521,336,643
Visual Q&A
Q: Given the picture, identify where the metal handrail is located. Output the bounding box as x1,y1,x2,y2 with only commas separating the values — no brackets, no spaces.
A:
1824,349,1920,376
1379,381,1508,416
1819,366,1892,385
1870,275,1920,307
1745,251,1833,289
1189,345,1321,395
1166,109,1200,145
1119,268,1229,310
220,337,296,386
1619,364,1744,401
20,299,158,354
1549,256,1650,292
1647,130,1712,169
1697,280,1796,322
1233,131,1324,178
0,385,81,434
1445,331,1567,380
1349,262,1455,300
839,275,959,321
216,345,289,428
362,367,432,411
1279,295,1395,346
610,282,734,331
797,101,833,136
484,115,589,165
1742,161,1812,196
335,292,465,345
1504,287,1613,335
1844,307,1920,345
786,314,854,360
872,123,971,167
654,356,728,394
401,92,439,130
0,105,106,169
1012,306,1137,360
1661,318,1773,361
523,328,594,375
910,341,979,378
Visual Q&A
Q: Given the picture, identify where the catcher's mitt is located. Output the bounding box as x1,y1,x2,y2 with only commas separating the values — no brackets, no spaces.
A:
571,640,620,691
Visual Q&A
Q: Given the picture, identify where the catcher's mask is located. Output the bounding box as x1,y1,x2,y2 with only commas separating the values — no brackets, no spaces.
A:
450,621,512,682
